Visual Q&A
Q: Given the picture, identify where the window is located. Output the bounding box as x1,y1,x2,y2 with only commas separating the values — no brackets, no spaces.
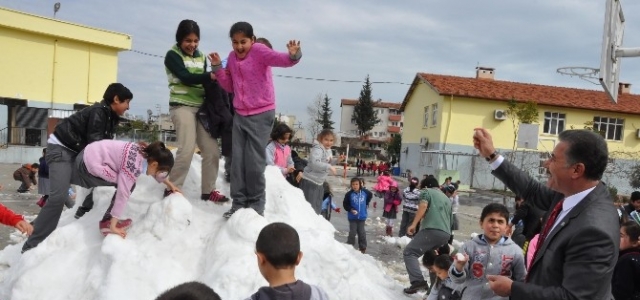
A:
543,112,565,135
373,132,378,137
593,116,624,141
423,106,429,127
400,122,404,127
431,104,438,126
538,152,550,176
351,118,356,124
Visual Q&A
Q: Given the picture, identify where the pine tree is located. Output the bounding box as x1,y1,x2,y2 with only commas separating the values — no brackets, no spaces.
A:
319,94,334,129
352,75,380,136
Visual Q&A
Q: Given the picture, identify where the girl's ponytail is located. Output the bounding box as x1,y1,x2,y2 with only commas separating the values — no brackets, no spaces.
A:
141,141,174,170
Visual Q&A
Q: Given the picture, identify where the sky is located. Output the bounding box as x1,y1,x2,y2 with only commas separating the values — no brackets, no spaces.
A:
1,0,639,133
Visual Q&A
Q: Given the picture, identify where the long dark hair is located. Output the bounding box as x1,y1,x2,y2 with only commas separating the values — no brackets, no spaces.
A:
175,19,200,44
141,142,174,170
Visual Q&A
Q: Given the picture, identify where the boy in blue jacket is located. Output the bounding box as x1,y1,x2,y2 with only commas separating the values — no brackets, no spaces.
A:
343,177,370,253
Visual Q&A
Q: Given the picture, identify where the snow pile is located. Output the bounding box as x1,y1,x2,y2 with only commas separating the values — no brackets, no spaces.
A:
381,236,413,249
0,157,408,300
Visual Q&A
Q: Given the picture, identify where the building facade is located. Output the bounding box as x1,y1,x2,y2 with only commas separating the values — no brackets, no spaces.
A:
339,99,403,153
0,7,131,162
400,67,640,195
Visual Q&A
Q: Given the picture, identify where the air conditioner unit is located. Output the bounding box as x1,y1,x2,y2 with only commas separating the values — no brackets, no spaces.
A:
494,109,507,120
637,128,640,138
420,137,429,148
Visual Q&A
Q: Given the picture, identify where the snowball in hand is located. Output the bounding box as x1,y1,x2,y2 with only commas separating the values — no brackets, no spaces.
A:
456,253,466,262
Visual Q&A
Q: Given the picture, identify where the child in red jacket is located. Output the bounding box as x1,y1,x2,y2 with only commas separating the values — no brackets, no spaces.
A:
0,186,33,235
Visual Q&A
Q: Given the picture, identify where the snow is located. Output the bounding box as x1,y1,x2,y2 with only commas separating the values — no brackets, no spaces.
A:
0,156,411,300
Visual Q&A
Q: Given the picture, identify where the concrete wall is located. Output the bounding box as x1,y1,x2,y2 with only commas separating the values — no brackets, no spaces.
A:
0,146,43,164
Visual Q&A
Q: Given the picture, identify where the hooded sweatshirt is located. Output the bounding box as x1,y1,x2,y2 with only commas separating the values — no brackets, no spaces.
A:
245,280,329,300
302,141,333,185
449,235,526,300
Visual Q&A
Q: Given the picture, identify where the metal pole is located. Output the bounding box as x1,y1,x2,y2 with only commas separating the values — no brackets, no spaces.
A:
616,47,640,57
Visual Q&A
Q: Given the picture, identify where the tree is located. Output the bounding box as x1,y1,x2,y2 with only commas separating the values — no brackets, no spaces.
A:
506,99,539,162
387,134,402,158
306,93,323,141
319,94,334,130
352,75,380,136
630,164,640,189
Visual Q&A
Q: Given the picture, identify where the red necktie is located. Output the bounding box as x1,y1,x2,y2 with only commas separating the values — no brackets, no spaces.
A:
526,198,564,282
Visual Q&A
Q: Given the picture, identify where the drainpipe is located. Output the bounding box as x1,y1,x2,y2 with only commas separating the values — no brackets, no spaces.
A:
442,95,454,169
50,39,58,111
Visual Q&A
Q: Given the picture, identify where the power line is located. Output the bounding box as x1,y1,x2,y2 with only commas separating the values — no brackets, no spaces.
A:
126,49,411,85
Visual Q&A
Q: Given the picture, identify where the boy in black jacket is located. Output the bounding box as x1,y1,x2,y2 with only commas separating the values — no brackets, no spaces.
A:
22,83,132,253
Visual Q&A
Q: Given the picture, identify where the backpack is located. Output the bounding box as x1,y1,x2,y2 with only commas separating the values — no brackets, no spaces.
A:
438,286,464,300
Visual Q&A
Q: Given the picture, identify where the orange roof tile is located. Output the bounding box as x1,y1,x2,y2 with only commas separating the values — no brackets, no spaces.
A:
401,73,640,114
341,99,402,109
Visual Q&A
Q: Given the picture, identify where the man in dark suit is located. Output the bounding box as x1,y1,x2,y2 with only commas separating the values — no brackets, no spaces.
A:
473,128,619,300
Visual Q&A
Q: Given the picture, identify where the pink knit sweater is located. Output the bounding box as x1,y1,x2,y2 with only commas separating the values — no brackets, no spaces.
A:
82,140,143,219
214,43,300,116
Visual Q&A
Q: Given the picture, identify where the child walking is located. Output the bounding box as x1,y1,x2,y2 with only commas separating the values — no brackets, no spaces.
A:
382,181,401,236
73,140,177,237
299,129,337,214
343,177,369,253
209,21,302,218
399,177,421,237
265,123,295,180
450,203,526,300
321,181,340,221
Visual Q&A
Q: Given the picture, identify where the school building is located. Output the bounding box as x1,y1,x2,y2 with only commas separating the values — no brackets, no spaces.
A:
399,67,640,195
0,7,131,163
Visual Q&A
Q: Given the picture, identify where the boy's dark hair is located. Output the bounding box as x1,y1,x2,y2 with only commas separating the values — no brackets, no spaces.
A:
103,83,133,104
421,250,438,267
622,221,640,243
270,123,293,141
422,177,439,189
631,191,640,202
317,129,335,141
31,163,39,169
256,222,300,269
229,21,254,39
155,281,221,300
433,254,453,271
142,142,175,170
175,19,200,44
256,37,273,49
480,203,510,222
350,177,361,185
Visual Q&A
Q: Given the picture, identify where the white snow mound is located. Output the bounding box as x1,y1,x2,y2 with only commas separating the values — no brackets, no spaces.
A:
0,157,406,300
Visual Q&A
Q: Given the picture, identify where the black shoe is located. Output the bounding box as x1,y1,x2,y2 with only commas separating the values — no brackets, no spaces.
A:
75,207,90,219
224,171,230,183
403,280,428,294
200,194,209,201
163,189,174,198
17,189,28,194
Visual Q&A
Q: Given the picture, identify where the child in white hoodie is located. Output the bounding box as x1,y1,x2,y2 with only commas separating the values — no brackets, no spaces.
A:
299,129,336,214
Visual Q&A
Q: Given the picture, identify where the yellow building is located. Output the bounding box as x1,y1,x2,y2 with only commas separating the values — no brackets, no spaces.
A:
0,7,130,162
400,67,640,194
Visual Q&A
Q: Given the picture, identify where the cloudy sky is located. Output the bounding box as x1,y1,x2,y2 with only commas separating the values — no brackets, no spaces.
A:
2,0,639,132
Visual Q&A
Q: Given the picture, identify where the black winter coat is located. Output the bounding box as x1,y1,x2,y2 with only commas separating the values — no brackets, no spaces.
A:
197,80,233,157
612,248,640,300
52,100,119,153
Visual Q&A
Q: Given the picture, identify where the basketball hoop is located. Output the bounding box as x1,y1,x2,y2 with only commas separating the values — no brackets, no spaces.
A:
556,67,600,85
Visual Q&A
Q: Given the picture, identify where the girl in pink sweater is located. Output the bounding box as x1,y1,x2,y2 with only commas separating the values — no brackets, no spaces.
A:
209,21,302,219
74,140,177,238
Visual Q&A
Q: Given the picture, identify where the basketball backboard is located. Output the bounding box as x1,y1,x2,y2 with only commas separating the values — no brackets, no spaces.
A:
599,0,625,103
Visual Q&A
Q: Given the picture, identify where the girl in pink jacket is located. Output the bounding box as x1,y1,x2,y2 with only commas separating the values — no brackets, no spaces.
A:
374,171,394,196
74,140,177,238
209,21,302,219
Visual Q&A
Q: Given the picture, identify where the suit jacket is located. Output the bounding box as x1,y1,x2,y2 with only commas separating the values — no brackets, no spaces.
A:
492,160,619,300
